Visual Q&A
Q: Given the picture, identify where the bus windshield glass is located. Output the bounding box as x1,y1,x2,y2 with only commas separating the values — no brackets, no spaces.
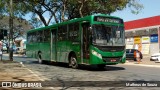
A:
92,24,125,46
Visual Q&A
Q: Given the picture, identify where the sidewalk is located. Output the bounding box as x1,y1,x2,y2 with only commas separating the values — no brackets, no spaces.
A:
125,55,160,67
0,60,42,82
0,58,55,90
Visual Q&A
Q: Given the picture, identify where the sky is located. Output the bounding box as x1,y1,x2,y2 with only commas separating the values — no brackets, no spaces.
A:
25,0,160,24
111,0,160,22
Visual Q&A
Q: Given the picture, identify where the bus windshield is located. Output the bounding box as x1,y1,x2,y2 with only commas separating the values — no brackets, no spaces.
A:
92,24,125,46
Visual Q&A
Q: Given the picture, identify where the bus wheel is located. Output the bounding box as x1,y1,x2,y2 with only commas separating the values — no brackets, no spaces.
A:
97,64,106,69
38,53,43,64
69,55,78,69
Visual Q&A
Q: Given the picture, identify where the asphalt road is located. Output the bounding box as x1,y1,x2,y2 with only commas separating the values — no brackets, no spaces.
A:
2,55,160,90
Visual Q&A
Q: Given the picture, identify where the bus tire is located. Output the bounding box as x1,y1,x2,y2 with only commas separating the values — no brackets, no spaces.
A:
38,53,43,64
69,54,78,69
97,64,106,69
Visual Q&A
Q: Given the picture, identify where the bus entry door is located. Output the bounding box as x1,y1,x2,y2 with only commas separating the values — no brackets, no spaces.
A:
81,22,90,62
51,29,57,61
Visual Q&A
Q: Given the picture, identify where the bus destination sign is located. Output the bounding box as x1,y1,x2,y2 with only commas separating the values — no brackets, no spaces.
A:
94,16,123,24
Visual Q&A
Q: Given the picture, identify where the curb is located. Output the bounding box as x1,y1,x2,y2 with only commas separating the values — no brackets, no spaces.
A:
2,54,24,57
18,61,47,81
124,62,160,68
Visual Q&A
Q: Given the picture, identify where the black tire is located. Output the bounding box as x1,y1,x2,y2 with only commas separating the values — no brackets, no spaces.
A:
150,59,154,61
97,64,106,69
69,54,78,69
38,53,43,64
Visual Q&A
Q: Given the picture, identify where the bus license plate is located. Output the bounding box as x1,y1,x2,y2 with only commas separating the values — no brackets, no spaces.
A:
110,59,117,62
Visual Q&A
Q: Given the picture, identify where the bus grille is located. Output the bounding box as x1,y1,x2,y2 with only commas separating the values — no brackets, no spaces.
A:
96,46,125,52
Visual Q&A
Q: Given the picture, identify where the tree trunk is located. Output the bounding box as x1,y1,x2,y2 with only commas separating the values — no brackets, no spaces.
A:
79,1,83,17
79,0,87,17
34,9,48,26
62,0,67,22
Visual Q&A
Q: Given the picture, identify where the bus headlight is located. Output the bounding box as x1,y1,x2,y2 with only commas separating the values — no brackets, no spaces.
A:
92,50,102,59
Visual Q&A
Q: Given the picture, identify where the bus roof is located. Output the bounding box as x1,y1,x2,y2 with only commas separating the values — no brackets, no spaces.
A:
27,14,122,33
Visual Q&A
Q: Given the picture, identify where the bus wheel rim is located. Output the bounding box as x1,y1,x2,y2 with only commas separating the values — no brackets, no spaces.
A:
38,58,42,63
38,54,42,63
71,57,77,67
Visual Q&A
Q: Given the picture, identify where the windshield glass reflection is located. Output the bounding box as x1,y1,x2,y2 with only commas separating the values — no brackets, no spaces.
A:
92,24,125,46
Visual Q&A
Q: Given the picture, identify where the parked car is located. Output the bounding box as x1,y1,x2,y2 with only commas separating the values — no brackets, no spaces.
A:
150,53,160,62
126,49,143,61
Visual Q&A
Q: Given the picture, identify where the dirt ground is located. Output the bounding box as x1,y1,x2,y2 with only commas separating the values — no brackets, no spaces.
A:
0,60,47,89
0,60,42,82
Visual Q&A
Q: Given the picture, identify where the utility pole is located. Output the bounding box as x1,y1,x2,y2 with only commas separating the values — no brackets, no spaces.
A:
9,0,13,61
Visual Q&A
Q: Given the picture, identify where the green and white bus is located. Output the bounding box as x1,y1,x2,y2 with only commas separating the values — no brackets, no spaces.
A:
26,14,126,68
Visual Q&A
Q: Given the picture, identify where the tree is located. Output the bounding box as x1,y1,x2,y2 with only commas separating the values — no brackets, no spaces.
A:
0,15,32,53
0,16,32,40
64,0,143,19
22,0,61,26
0,0,143,27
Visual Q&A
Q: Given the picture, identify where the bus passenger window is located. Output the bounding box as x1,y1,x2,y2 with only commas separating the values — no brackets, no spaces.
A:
27,33,32,43
37,31,43,42
58,25,67,41
44,30,50,42
52,30,56,42
68,23,79,41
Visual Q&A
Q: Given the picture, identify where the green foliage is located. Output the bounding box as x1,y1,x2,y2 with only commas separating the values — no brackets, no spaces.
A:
0,0,143,27
128,0,144,14
66,0,143,18
0,16,32,40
